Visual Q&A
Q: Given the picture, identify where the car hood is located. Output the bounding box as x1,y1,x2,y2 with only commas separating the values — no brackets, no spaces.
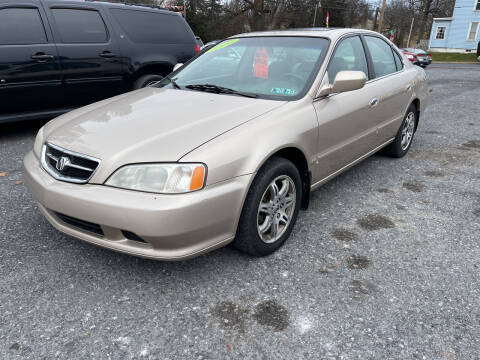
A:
44,87,285,183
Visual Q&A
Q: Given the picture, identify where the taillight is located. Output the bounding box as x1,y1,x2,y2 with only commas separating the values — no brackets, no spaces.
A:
427,54,432,58
195,44,201,55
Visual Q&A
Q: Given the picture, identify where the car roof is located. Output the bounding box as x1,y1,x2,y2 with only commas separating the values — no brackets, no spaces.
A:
230,28,381,41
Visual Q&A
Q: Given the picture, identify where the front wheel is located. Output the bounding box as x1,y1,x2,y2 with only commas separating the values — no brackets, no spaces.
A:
233,157,302,256
384,104,417,158
133,74,165,89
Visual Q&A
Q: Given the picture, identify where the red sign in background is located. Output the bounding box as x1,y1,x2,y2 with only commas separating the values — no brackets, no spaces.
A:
254,48,269,79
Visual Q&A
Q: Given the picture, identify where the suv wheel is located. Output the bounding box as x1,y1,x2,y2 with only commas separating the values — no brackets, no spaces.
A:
134,74,164,89
233,157,302,256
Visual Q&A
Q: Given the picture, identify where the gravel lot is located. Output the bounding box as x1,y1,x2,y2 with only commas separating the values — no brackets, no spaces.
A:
1,63,479,359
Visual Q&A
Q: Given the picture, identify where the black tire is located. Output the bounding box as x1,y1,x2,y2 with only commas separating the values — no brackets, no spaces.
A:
133,74,164,89
384,103,418,158
233,157,302,257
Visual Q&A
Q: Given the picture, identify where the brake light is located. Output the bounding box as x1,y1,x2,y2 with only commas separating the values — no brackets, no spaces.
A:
195,44,201,54
427,54,432,58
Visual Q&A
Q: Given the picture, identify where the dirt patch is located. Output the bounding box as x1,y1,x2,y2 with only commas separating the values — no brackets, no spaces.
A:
252,300,289,332
424,170,445,178
459,140,480,149
409,148,475,168
9,343,20,351
403,181,426,193
377,188,394,194
357,214,395,231
349,280,377,297
330,228,357,242
210,301,249,332
346,255,372,270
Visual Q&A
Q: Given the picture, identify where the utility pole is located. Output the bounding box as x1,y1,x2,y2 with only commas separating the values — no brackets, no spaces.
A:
377,0,386,33
313,1,320,27
407,17,414,47
373,7,379,31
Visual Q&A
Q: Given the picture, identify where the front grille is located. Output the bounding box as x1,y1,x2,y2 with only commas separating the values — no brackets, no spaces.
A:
41,142,100,184
54,212,104,236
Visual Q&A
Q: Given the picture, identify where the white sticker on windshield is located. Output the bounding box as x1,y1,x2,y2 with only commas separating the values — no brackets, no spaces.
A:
271,88,296,95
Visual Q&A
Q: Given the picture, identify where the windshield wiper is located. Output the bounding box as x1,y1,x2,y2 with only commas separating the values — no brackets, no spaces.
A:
185,84,258,98
165,75,181,89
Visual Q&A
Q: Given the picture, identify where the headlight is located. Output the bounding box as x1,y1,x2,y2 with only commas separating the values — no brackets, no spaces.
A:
105,163,206,194
33,126,45,159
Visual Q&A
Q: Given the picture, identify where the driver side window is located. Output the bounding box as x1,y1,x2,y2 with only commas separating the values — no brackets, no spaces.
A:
327,36,368,83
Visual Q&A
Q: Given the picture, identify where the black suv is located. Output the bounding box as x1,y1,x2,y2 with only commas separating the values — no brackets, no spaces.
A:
0,0,199,123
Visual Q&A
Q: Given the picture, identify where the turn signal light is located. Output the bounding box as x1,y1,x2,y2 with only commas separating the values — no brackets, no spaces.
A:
190,165,205,191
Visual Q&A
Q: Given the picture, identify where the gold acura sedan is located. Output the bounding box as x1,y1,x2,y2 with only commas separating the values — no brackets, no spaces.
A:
24,29,428,260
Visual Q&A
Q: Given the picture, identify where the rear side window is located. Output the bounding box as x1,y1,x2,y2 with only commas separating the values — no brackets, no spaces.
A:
364,36,397,78
327,36,368,83
0,8,47,45
393,50,403,71
51,9,108,43
110,9,192,44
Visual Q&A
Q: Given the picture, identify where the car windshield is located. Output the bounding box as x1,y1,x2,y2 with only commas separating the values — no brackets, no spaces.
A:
156,36,330,100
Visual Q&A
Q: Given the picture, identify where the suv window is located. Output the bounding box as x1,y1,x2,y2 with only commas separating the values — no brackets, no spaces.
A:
110,9,192,44
327,36,368,83
51,9,108,43
0,8,47,45
364,36,397,78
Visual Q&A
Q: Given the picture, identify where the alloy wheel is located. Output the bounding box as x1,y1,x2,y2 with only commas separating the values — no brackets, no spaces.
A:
257,175,296,244
401,112,415,150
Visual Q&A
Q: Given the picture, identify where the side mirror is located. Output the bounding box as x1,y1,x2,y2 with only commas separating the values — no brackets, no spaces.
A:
173,63,184,72
318,71,367,97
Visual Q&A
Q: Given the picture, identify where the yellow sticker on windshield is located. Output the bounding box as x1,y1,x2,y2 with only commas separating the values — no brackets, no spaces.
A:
206,39,239,53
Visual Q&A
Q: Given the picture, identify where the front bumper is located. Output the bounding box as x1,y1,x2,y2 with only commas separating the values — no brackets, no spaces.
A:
23,151,252,260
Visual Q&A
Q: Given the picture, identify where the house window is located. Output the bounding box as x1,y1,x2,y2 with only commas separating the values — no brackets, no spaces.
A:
475,0,480,11
435,26,446,39
467,22,479,41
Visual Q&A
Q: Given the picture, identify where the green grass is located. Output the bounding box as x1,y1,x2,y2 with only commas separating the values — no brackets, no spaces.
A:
430,52,478,62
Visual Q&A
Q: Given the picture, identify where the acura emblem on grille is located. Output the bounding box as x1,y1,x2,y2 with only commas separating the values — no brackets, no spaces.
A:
56,156,70,171
42,143,101,184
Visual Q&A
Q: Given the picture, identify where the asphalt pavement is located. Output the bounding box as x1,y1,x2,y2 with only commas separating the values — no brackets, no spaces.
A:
1,63,479,359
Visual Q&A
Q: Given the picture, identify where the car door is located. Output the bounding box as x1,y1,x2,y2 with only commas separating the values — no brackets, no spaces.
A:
362,35,414,143
0,2,63,121
43,2,126,108
312,35,380,183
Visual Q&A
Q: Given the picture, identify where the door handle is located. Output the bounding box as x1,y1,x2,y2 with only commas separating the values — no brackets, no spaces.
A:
31,53,54,62
369,98,379,107
99,51,117,58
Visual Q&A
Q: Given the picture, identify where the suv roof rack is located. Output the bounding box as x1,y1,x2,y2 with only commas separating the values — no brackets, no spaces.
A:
84,0,170,11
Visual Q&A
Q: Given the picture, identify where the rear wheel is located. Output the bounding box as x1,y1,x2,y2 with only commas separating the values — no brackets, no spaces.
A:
233,157,302,256
384,104,417,158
